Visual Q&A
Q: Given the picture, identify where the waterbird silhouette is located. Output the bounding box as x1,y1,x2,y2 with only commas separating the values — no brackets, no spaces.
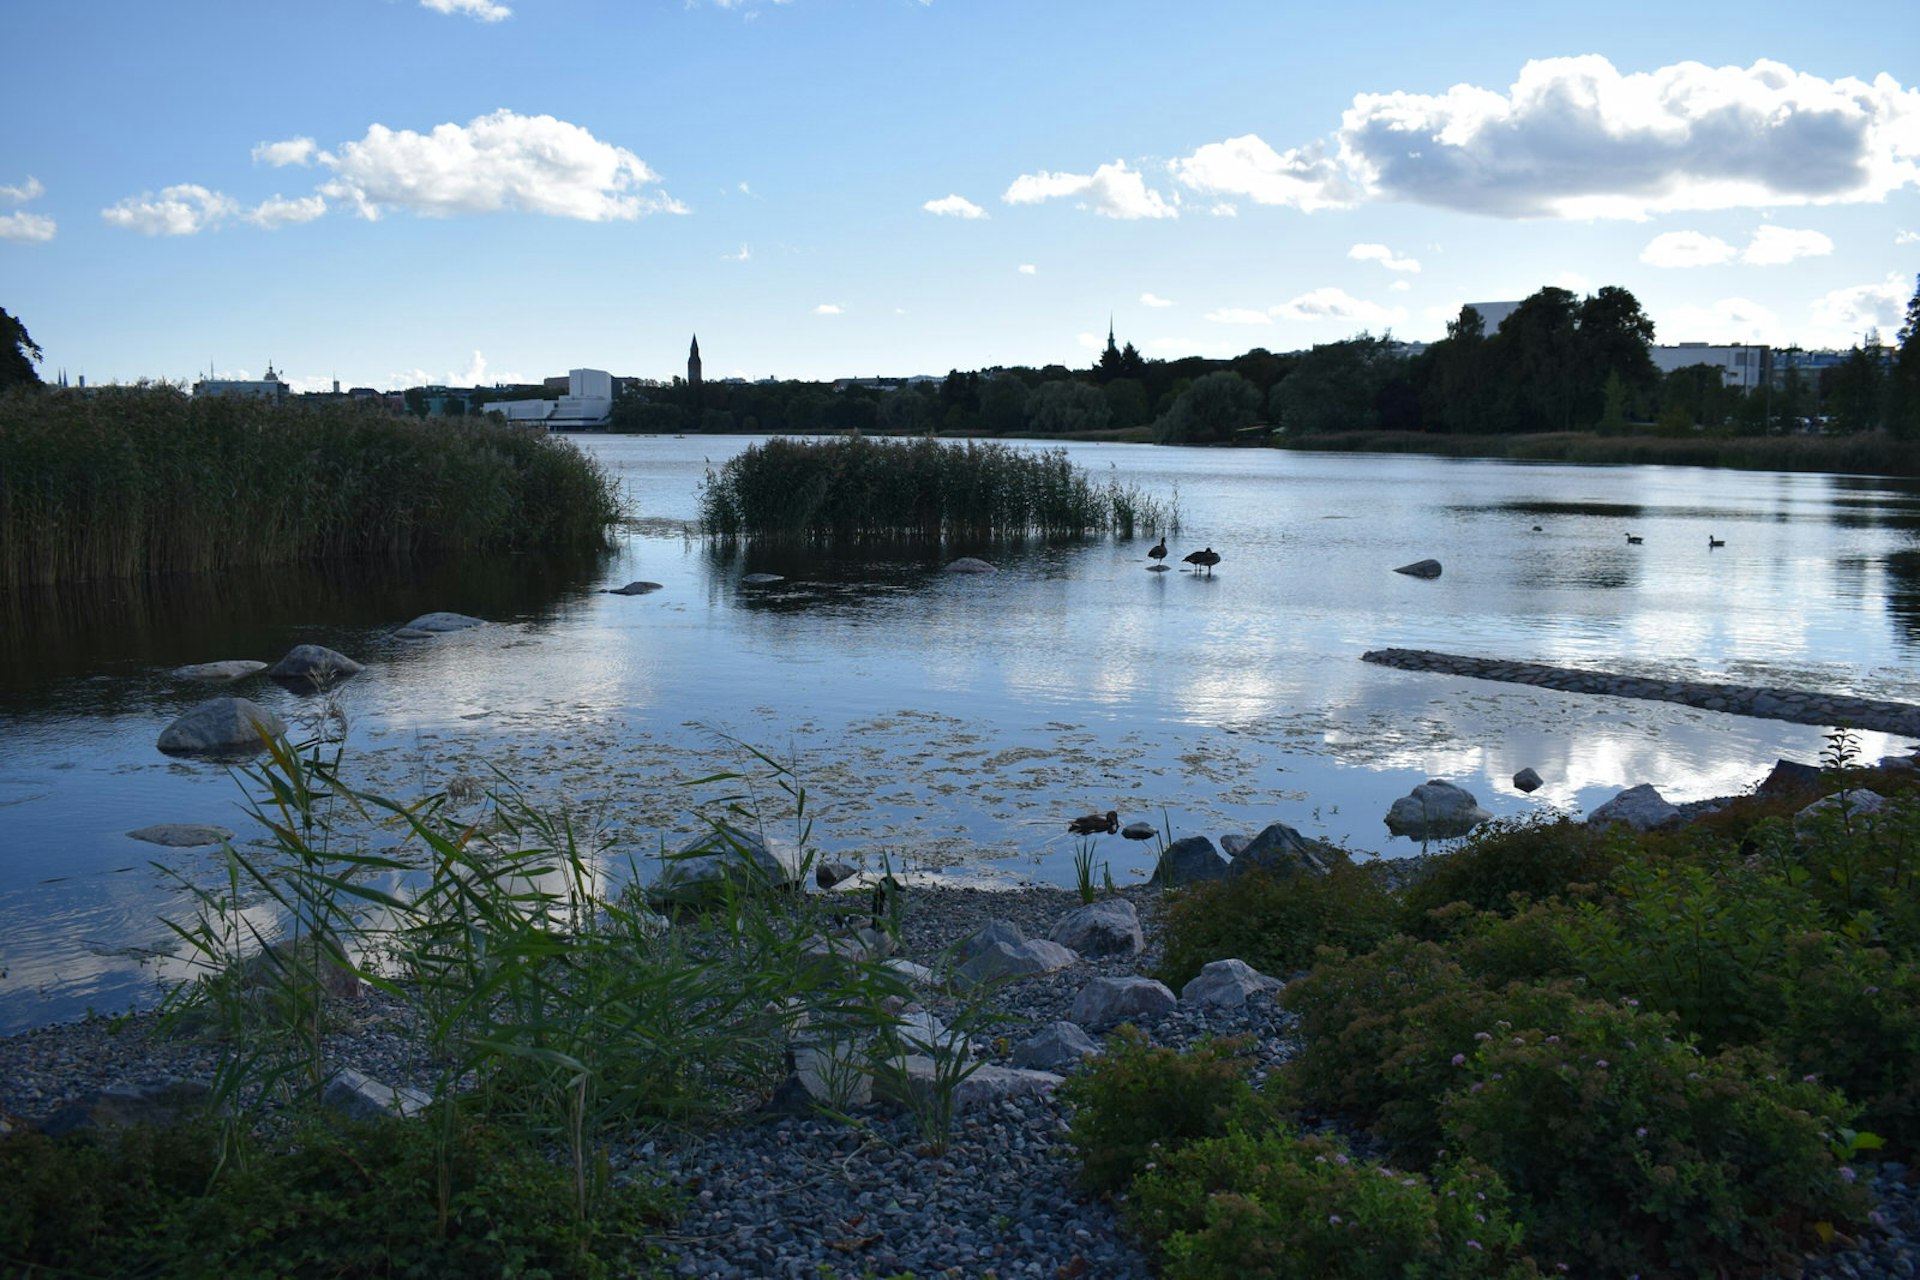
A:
1068,810,1119,836
1148,538,1168,564
1625,533,1644,545
1183,547,1221,575
1708,535,1725,548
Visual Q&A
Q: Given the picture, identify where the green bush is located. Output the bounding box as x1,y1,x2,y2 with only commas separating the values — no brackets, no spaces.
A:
1776,935,1920,1152
1127,1128,1537,1279
1060,1027,1273,1195
1156,863,1399,990
1397,817,1616,939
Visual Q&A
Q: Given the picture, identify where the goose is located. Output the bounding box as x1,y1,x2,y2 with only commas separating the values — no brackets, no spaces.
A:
1183,547,1222,575
1625,533,1644,545
1708,535,1725,548
1148,538,1168,564
1068,810,1119,836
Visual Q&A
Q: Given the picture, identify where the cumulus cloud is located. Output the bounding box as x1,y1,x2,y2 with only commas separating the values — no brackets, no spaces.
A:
320,109,683,221
1272,287,1405,328
721,243,751,261
1003,160,1176,219
1899,228,1919,244
1205,308,1272,325
1171,134,1355,212
253,137,317,167
1743,224,1834,264
1390,279,1412,292
1811,273,1911,336
244,194,328,228
1662,297,1781,344
923,193,987,219
1640,230,1739,267
1140,293,1175,307
421,0,512,21
1017,263,1036,274
1349,242,1421,272
101,184,239,235
0,176,54,241
813,303,843,316
1,177,45,203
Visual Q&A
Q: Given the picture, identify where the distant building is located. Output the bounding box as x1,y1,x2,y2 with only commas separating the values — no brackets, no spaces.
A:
1461,301,1521,334
483,368,614,430
688,335,702,392
1649,343,1771,391
193,363,290,405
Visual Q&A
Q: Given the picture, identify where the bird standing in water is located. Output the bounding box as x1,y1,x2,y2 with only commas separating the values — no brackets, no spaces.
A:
1148,538,1168,564
1068,810,1119,836
1184,547,1221,575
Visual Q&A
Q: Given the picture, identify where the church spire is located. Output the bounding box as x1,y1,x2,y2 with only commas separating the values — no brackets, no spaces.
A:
687,334,702,390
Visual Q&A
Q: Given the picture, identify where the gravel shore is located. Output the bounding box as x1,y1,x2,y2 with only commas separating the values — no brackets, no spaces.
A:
3,881,1914,1278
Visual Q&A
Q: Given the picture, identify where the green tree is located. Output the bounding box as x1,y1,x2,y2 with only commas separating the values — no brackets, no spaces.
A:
1827,338,1889,434
1575,285,1658,423
1,306,42,390
1894,274,1920,440
1485,287,1581,432
1155,370,1260,443
878,385,935,434
1025,379,1111,435
977,375,1029,435
1268,334,1404,435
1413,305,1491,433
1102,378,1151,429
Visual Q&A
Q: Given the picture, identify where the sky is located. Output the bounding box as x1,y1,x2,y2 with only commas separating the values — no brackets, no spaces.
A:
3,0,1918,392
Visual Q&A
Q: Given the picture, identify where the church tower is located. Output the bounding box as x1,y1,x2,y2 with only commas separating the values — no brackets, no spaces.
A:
688,334,703,392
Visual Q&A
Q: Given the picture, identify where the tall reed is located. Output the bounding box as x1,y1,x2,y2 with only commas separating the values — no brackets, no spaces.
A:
0,386,623,588
698,434,1179,541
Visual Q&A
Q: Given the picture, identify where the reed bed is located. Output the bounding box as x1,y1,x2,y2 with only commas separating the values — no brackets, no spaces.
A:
0,387,623,588
1280,428,1920,476
698,434,1178,541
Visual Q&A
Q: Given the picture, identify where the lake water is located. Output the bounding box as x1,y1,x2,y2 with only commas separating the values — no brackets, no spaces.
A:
3,436,1920,1033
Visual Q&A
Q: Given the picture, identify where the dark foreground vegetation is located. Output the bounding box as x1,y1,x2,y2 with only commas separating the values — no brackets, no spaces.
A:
697,434,1177,540
1075,731,1916,1278
0,385,622,588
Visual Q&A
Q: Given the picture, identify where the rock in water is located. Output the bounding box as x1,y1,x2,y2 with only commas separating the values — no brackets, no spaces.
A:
171,660,267,682
393,612,485,639
1393,559,1443,579
1512,767,1544,793
606,581,663,596
127,823,234,847
268,644,364,690
157,698,287,759
944,558,996,574
1384,779,1490,840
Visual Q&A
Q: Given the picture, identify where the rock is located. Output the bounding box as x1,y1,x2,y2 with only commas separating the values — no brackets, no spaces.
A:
1181,959,1283,1009
323,1067,430,1122
1219,833,1250,856
1230,822,1342,879
1120,822,1156,841
36,1079,213,1137
788,1040,872,1110
1758,758,1823,796
1384,780,1491,840
815,859,859,889
267,644,364,691
1047,899,1145,957
126,823,234,848
943,558,997,574
880,1058,1062,1114
1148,835,1229,887
606,581,663,596
1512,767,1544,793
742,573,785,585
1394,559,1443,579
648,826,805,908
1794,789,1890,837
1587,783,1682,832
232,936,362,1001
953,936,1078,990
393,612,485,640
1070,976,1177,1029
171,660,266,682
156,697,287,758
1011,1021,1103,1071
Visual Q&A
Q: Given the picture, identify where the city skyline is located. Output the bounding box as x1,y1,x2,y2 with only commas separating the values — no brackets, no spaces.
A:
4,0,1917,393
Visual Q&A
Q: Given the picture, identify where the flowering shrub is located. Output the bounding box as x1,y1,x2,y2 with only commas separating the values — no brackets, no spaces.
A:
1439,998,1869,1277
1397,817,1616,940
1155,861,1398,989
1776,935,1920,1151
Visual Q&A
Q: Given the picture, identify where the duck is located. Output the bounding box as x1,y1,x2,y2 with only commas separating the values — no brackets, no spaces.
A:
1708,535,1725,548
1183,547,1222,575
1625,533,1644,545
1068,810,1119,836
1148,537,1168,564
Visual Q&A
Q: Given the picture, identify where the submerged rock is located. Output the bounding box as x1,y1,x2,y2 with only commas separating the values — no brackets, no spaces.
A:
127,823,234,847
944,558,996,574
742,572,785,585
156,697,287,758
268,644,364,691
393,612,485,639
171,660,267,682
606,581,664,596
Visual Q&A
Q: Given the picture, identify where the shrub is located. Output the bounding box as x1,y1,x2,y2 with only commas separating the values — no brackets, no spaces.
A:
1439,999,1869,1278
1397,817,1616,939
1060,1026,1273,1195
1156,863,1398,990
1127,1128,1537,1279
1777,935,1920,1152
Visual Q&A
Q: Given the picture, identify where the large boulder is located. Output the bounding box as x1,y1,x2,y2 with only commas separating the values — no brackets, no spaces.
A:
648,826,805,908
1047,899,1145,957
1181,959,1284,1009
879,1058,1062,1114
171,660,267,682
156,697,286,758
1394,559,1443,579
267,644,364,691
1011,1021,1103,1071
1148,835,1229,887
1229,822,1342,879
1794,789,1890,837
1384,780,1491,841
323,1067,430,1122
953,935,1077,990
1070,976,1177,1029
1758,758,1823,796
393,612,485,639
1587,783,1681,832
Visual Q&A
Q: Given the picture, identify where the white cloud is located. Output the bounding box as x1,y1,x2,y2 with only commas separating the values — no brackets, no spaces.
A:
1640,230,1738,267
244,194,328,228
421,0,512,21
1348,242,1421,272
721,243,751,261
1139,292,1175,308
252,137,317,167
1390,279,1412,292
1899,228,1920,244
1171,134,1355,212
320,109,683,221
1811,273,1910,337
1548,271,1594,295
1661,296,1780,343
813,303,843,316
0,211,56,242
1003,159,1176,219
0,177,45,203
1742,224,1834,264
101,184,239,235
1017,263,1036,274
1205,308,1272,325
923,193,987,219
1272,287,1405,328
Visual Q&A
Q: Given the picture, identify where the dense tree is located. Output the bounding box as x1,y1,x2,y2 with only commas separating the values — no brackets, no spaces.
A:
977,376,1030,435
1268,334,1405,435
2,306,44,390
1155,370,1260,444
1826,339,1889,434
1414,306,1491,433
878,384,936,434
1894,274,1920,440
1102,378,1151,429
1025,379,1111,435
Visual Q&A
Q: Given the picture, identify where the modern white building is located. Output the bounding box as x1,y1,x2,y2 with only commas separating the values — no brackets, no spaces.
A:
485,368,614,430
193,363,290,405
1649,343,1770,390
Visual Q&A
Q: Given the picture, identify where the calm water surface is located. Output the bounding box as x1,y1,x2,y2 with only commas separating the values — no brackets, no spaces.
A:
3,437,1919,1032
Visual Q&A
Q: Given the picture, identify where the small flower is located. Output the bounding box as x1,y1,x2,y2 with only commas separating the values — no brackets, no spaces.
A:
1623,997,1640,1007
1451,1053,1467,1066
1865,986,1881,995
1314,1155,1327,1164
1840,1166,1858,1184
1513,1036,1525,1045
1470,1082,1483,1093
1804,1073,1820,1083
1334,1153,1349,1165
1329,1214,1342,1225
1636,1127,1648,1138
1545,1035,1560,1044
1466,1240,1483,1251
1474,1031,1492,1041
1594,1060,1609,1069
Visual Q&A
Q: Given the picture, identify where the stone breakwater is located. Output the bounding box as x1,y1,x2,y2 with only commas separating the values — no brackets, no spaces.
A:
1362,647,1920,739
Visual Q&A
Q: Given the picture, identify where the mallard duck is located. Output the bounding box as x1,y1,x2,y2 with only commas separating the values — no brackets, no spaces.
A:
1183,547,1221,575
1068,810,1119,836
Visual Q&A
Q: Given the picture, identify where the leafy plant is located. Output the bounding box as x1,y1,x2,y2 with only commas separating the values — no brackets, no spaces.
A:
1155,862,1398,990
1397,816,1616,939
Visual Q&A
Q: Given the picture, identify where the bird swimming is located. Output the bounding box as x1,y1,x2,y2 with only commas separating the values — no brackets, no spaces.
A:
1068,810,1119,836
1148,538,1168,564
1183,547,1221,575
1625,533,1644,545
1708,535,1725,548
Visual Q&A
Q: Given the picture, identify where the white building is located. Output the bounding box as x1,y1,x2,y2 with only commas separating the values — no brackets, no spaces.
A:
193,363,290,405
485,368,614,430
1649,343,1770,391
1462,301,1521,333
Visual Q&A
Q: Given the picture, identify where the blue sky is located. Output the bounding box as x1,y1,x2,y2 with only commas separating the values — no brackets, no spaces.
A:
4,0,1917,391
